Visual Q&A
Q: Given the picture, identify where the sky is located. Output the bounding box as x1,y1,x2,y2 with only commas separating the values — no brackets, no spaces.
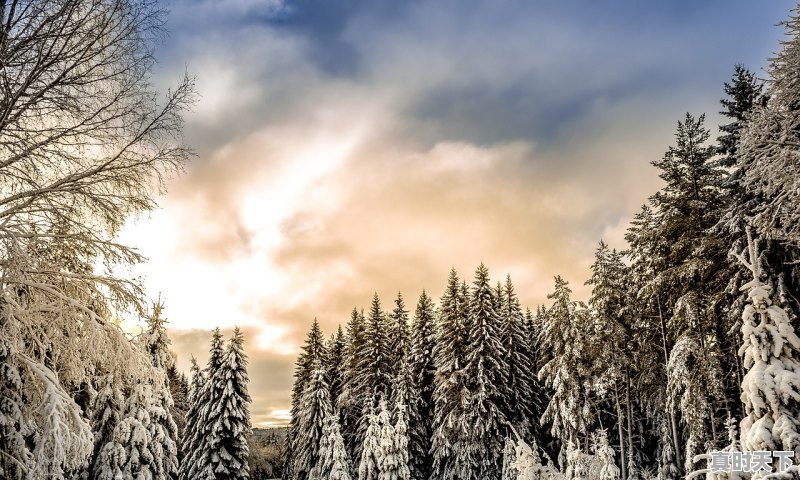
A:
119,0,794,427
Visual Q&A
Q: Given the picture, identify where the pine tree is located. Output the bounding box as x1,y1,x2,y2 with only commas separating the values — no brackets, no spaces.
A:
86,374,125,478
202,327,251,479
502,438,519,480
593,430,620,480
718,64,766,169
287,320,328,479
362,294,393,402
458,263,509,480
539,276,594,463
389,292,411,370
178,356,205,480
139,301,179,478
358,409,381,480
376,400,402,480
738,6,800,244
99,382,163,479
315,408,353,480
734,231,800,455
328,325,348,410
388,403,412,480
500,275,539,439
0,305,28,479
294,368,334,480
353,294,393,458
180,327,226,479
431,269,472,480
586,241,635,476
339,308,367,460
408,290,437,480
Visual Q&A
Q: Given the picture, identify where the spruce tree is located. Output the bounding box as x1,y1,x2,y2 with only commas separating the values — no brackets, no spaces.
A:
362,294,393,401
408,290,437,479
500,275,538,439
358,409,381,480
353,294,392,459
328,325,348,410
287,320,328,479
459,263,509,480
0,305,27,479
294,368,334,480
734,231,800,455
203,327,251,479
389,292,411,369
586,241,636,476
85,373,125,478
738,7,800,244
181,328,226,479
431,269,472,480
718,64,765,169
315,408,353,480
339,308,367,459
178,356,205,480
139,302,179,478
539,276,593,464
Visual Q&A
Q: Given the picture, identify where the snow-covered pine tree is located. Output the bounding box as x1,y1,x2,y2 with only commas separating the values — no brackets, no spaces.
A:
201,326,251,479
718,64,766,169
180,327,226,479
94,381,164,479
362,295,393,402
389,292,411,373
339,308,367,460
666,330,726,474
388,356,421,480
286,320,328,479
457,263,510,480
738,6,800,245
627,113,729,473
178,356,205,480
353,295,393,459
358,409,381,480
85,373,125,478
408,290,437,479
539,276,593,467
734,230,800,457
294,368,334,480
586,241,635,477
510,437,564,480
431,269,472,480
328,325,348,411
500,275,538,440
388,403,412,480
316,408,353,480
593,430,620,480
376,399,408,480
137,301,179,478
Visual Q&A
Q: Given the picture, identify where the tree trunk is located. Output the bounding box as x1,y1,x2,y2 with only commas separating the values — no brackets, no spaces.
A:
658,299,683,472
625,378,635,475
615,385,628,480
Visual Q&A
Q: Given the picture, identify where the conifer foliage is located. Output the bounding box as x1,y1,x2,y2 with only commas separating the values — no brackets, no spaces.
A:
179,327,252,480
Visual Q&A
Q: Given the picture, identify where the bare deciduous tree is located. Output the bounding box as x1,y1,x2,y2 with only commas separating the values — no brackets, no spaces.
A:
0,0,194,476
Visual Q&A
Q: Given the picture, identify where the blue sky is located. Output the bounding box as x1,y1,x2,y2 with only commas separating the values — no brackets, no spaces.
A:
125,0,795,425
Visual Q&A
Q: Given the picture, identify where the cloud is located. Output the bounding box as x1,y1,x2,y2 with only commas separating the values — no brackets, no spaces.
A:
114,0,797,425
